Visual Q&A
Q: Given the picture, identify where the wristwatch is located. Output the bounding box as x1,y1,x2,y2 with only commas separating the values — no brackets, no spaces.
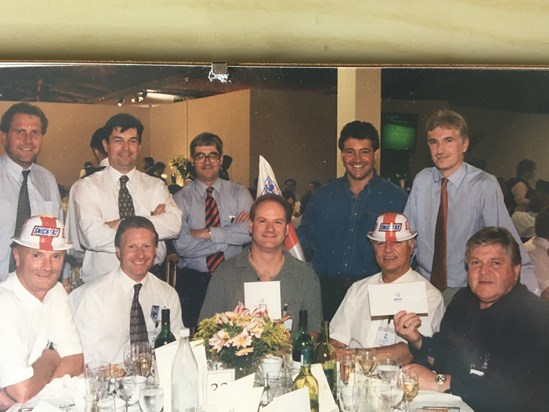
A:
435,373,446,391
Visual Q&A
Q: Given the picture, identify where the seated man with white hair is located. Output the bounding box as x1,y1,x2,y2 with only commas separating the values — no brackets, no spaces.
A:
0,216,83,409
330,212,445,365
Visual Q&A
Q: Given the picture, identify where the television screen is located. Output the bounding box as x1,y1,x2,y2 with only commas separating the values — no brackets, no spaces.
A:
381,113,418,151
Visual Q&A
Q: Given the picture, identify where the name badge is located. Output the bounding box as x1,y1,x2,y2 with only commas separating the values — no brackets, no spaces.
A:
375,324,397,346
150,305,160,325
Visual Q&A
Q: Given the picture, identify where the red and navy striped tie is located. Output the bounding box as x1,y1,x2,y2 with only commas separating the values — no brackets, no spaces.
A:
205,187,225,272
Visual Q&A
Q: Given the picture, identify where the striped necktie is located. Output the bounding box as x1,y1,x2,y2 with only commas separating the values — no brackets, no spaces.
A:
205,187,225,272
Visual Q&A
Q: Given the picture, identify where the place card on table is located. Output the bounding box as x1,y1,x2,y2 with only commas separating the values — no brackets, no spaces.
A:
311,364,339,412
368,281,428,317
244,281,282,319
205,373,262,412
262,387,310,412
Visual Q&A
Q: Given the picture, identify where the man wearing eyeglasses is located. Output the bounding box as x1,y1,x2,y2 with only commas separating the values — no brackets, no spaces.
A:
173,132,253,330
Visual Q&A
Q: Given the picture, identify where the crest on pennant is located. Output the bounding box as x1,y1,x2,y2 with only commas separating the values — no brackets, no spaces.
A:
260,176,281,196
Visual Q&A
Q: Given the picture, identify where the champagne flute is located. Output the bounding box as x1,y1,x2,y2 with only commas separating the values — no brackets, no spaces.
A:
139,384,164,412
399,370,419,411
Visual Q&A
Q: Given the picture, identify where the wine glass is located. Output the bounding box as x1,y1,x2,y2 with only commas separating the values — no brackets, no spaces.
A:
399,370,419,411
377,356,400,383
139,384,164,412
116,375,137,412
355,348,377,376
124,343,153,379
337,349,355,412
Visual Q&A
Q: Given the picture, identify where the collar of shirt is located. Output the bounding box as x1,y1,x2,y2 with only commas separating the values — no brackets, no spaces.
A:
193,178,221,197
378,268,415,284
99,158,110,167
106,165,137,187
533,235,549,249
3,271,54,309
343,174,380,197
117,267,151,297
1,153,32,182
432,162,468,189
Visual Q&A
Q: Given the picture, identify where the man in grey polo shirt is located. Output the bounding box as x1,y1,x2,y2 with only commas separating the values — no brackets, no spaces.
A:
199,194,322,334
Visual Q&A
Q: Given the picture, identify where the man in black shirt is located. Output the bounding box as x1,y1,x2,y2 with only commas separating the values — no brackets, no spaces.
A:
395,227,549,411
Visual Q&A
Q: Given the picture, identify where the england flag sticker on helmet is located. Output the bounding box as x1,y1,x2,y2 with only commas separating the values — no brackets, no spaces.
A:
367,212,417,242
11,215,73,251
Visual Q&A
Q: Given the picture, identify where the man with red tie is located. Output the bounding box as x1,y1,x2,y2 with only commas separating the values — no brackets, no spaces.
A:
404,109,537,305
173,132,253,330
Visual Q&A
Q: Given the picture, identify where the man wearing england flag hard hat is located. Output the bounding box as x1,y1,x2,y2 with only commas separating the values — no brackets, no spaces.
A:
330,212,444,365
0,216,83,409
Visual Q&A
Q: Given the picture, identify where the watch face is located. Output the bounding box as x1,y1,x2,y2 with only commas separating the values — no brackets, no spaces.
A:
435,374,446,385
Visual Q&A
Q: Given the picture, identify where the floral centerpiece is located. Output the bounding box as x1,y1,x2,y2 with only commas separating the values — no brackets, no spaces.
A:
194,303,292,377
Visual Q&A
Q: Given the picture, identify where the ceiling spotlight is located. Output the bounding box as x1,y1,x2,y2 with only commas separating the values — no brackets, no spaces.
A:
117,97,125,107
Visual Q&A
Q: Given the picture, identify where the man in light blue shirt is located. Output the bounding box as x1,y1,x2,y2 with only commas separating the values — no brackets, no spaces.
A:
0,103,63,280
404,109,537,305
173,132,253,330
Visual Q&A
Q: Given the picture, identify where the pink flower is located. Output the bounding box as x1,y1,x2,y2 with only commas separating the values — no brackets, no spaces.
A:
209,330,230,352
230,329,253,349
234,302,250,316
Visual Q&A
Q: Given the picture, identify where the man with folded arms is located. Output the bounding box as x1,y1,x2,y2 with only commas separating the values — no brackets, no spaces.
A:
70,216,183,364
0,216,83,409
330,212,444,365
395,227,549,411
71,113,182,282
199,194,322,335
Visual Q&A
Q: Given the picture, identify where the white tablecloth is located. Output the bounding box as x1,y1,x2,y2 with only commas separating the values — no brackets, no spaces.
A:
410,390,474,411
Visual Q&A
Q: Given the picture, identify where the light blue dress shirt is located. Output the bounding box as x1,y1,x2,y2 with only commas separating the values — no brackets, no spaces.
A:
0,154,62,280
404,162,538,292
173,178,253,273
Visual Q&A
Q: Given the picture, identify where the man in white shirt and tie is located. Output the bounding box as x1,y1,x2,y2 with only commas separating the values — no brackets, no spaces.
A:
0,103,64,279
70,113,182,282
70,216,183,364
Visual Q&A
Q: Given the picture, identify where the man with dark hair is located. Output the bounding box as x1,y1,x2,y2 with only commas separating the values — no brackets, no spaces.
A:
395,227,549,412
525,206,549,301
173,131,253,330
0,102,64,278
70,113,182,282
404,109,537,305
0,216,83,408
199,194,322,335
89,127,109,171
143,156,155,176
70,216,182,364
298,120,407,320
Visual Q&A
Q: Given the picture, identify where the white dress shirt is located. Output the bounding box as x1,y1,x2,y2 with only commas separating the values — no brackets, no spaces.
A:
0,273,83,388
70,268,183,364
525,236,549,292
71,166,182,282
330,269,445,349
0,154,63,280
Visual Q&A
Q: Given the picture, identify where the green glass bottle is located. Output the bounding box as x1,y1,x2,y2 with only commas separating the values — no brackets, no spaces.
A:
292,309,314,371
292,347,319,412
153,308,176,349
314,320,337,397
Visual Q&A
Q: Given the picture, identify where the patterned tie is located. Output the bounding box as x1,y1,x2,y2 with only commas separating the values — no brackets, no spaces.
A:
10,170,31,272
118,175,135,219
205,187,225,272
431,177,449,291
129,283,149,346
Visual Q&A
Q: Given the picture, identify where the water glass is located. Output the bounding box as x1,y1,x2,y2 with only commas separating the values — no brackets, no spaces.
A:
85,361,112,399
266,370,293,403
139,384,164,412
124,343,153,377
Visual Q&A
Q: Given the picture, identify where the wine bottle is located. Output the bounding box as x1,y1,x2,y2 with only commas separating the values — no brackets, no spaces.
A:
292,309,314,371
171,328,199,412
154,308,176,349
292,347,319,412
314,320,336,397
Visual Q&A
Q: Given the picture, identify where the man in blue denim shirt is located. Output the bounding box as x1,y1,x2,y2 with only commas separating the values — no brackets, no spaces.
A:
298,121,407,320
